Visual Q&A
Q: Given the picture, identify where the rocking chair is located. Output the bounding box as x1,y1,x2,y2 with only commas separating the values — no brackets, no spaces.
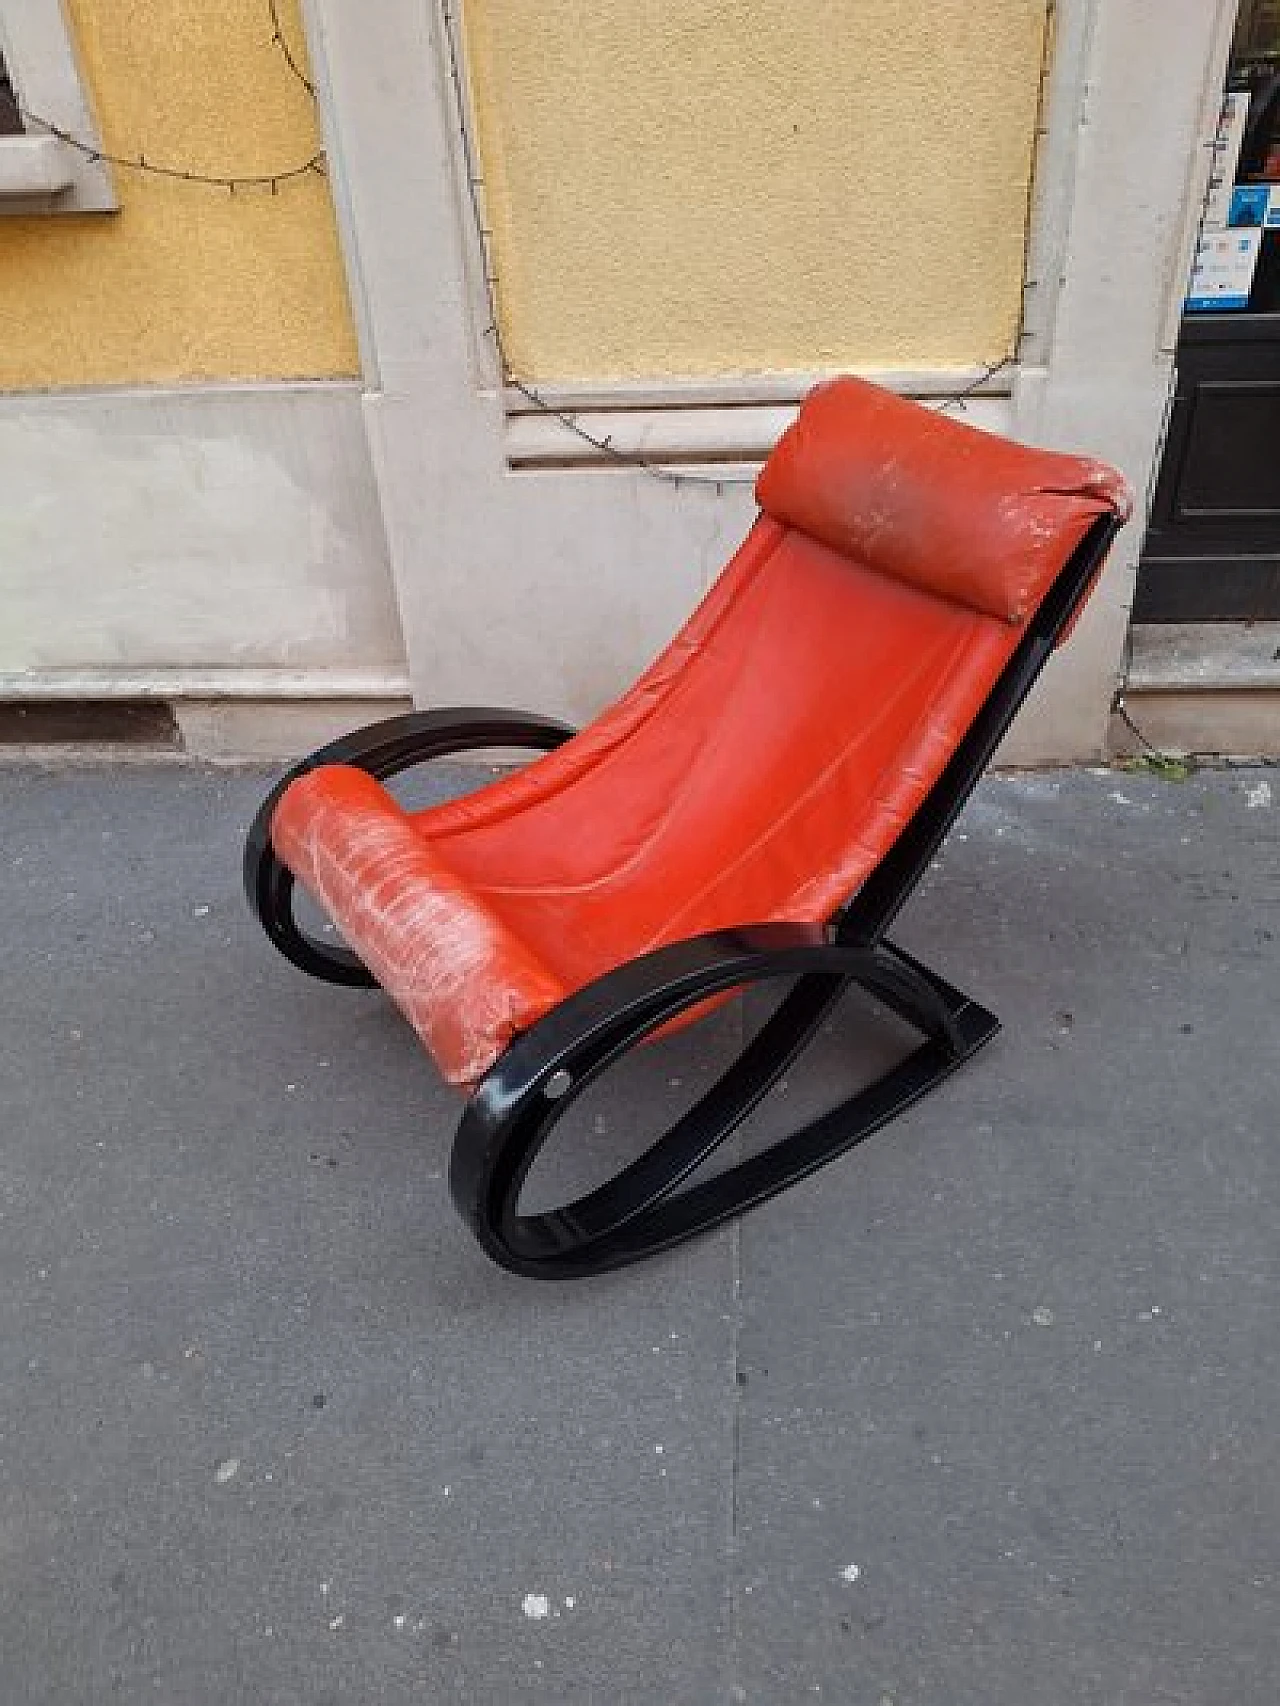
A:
244,378,1131,1278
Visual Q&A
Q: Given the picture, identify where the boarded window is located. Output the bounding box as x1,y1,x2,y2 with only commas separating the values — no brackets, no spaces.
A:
460,0,1051,383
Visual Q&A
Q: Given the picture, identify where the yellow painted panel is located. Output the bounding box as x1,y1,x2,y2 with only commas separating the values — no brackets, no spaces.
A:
463,0,1049,380
0,0,358,389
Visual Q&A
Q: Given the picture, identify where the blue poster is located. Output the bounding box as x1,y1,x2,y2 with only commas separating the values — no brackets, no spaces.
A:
1228,184,1271,228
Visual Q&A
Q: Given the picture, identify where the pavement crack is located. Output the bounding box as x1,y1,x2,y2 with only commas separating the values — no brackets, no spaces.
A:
724,1214,744,1702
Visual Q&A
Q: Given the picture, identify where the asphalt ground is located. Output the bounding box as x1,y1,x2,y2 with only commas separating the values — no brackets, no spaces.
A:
1,762,1276,1705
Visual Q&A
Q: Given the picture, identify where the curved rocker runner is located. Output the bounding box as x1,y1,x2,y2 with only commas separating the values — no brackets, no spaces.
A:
244,377,1132,1278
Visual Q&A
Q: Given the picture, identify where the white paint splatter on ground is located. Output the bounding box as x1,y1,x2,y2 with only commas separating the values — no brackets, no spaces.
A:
840,1564,861,1584
522,1593,551,1620
1245,781,1272,809
214,1457,239,1484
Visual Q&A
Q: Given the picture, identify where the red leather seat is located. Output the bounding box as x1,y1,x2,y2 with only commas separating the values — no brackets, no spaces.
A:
270,378,1131,1087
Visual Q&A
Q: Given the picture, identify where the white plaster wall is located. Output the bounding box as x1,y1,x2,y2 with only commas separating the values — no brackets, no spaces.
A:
0,382,407,684
1004,0,1238,763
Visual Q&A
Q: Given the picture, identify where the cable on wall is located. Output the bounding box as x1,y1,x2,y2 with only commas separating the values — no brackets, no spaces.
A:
435,0,1018,493
17,3,325,194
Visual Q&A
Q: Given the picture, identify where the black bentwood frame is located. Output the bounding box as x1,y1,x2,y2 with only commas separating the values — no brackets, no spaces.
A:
245,513,1121,1278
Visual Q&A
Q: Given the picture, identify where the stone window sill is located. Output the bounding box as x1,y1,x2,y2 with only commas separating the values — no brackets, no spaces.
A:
0,133,74,206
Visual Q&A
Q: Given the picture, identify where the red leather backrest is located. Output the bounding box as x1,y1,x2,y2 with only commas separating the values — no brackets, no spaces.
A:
755,378,1132,624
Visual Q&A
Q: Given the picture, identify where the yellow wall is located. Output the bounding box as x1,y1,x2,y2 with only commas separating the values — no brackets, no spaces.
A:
463,0,1050,382
0,0,358,390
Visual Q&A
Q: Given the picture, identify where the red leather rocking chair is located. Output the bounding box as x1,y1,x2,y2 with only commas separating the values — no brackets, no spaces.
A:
245,378,1131,1278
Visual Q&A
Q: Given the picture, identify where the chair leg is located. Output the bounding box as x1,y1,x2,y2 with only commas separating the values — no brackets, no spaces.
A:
851,937,999,1058
451,941,999,1279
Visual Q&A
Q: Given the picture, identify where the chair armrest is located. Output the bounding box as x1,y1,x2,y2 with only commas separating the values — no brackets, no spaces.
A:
244,707,575,985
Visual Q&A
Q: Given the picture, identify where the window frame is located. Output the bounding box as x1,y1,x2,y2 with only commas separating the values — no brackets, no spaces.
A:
0,0,116,213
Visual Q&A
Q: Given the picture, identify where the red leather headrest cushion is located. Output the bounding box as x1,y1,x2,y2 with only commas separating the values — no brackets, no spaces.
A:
756,378,1133,624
